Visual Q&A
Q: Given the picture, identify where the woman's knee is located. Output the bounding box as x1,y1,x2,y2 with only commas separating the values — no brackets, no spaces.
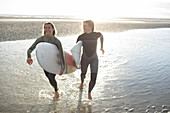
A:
91,73,97,82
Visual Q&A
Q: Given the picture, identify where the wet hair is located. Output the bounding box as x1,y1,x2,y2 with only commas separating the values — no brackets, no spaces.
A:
42,22,57,36
83,20,94,32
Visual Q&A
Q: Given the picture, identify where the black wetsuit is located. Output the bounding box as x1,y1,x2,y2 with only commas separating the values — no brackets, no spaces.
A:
77,32,103,92
27,35,64,92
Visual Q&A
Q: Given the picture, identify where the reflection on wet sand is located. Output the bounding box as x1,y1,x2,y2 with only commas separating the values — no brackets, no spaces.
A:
76,89,92,113
76,89,83,113
1,28,170,112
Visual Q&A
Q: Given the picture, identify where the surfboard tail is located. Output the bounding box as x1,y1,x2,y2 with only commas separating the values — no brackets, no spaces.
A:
70,41,82,69
64,52,76,74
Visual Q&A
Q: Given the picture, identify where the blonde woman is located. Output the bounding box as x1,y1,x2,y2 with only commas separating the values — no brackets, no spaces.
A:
27,22,65,100
77,20,104,100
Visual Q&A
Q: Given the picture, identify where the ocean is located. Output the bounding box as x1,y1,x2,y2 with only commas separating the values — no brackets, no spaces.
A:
0,28,170,113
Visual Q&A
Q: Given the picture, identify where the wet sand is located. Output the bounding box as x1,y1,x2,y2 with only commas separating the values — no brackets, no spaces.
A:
0,19,170,112
1,18,170,42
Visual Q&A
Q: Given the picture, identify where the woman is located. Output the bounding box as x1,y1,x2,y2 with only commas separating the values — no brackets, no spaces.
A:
27,22,65,100
77,20,104,100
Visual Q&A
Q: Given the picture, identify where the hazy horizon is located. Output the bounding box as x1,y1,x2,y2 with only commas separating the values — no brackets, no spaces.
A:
1,0,170,20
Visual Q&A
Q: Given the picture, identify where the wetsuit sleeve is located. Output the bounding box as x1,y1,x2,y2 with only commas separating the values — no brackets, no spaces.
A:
54,39,65,66
100,33,104,49
76,37,79,43
27,37,42,58
76,35,81,43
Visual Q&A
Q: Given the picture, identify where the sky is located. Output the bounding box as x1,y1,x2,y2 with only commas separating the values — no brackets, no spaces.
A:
1,0,170,19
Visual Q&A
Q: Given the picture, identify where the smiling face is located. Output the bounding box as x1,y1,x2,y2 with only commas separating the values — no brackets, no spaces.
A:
83,20,94,33
44,24,54,36
83,22,92,33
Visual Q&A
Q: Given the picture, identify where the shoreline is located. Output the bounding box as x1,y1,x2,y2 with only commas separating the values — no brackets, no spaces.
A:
1,15,170,22
1,19,170,42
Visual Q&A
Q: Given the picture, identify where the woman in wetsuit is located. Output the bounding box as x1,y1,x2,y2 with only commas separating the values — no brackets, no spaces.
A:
77,20,104,100
27,22,65,100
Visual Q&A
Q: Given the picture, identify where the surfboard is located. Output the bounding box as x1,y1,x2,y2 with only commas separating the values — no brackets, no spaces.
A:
70,41,82,68
36,42,77,74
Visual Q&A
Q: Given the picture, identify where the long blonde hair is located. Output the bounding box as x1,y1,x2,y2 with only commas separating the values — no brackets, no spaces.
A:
42,22,57,36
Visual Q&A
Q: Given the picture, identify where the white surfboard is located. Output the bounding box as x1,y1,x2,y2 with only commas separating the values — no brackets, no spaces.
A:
36,42,76,74
70,41,82,68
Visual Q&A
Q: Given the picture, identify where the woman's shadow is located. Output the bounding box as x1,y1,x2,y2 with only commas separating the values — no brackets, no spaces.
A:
76,89,92,113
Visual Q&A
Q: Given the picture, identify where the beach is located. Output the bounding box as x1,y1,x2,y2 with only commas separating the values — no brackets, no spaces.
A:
0,18,170,113
1,17,170,42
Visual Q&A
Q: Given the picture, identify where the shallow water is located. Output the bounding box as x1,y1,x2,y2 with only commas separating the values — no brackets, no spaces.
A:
0,28,170,113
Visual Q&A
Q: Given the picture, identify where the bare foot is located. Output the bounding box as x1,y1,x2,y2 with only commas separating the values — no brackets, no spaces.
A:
79,83,83,89
88,92,92,100
54,91,59,100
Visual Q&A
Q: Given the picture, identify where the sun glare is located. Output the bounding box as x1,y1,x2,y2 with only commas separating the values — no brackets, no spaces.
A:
1,0,169,19
76,0,169,19
69,0,154,20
